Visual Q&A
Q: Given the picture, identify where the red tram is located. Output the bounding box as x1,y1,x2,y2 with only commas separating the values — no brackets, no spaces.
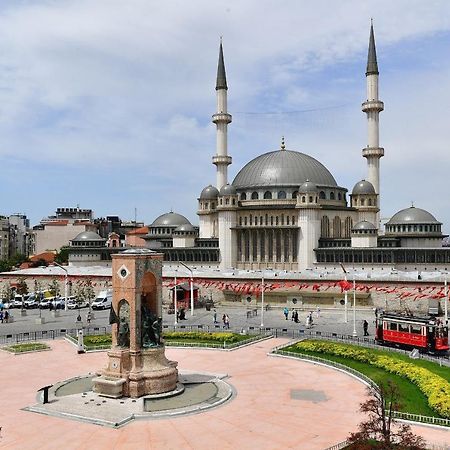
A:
375,313,449,354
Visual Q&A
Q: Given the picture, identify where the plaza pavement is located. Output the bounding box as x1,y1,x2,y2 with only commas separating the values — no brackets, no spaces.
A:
0,337,449,449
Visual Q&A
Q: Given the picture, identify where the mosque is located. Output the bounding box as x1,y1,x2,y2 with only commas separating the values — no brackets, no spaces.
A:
67,24,450,274
138,24,449,273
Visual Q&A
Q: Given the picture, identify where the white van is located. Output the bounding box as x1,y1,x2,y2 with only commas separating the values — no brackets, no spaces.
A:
92,290,112,310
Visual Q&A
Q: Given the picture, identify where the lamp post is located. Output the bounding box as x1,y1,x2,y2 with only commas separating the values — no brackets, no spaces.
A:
444,276,448,325
173,269,178,327
179,261,194,317
53,261,68,311
340,263,348,323
352,276,357,337
261,272,265,328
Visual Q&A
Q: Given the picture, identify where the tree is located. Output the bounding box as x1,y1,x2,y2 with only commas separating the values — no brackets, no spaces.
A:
348,381,426,449
1,282,14,302
74,278,95,311
16,278,29,311
55,246,69,265
48,279,60,298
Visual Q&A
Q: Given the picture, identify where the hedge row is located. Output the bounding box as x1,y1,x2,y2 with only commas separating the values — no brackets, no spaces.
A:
295,340,450,418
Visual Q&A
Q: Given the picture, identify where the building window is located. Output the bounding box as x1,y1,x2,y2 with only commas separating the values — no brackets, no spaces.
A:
225,198,229,205
360,198,365,206
278,191,286,199
244,217,248,226
264,191,272,199
241,193,247,201
309,196,313,202
338,192,342,200
292,191,298,199
319,191,326,199
251,191,258,200
302,196,306,203
330,192,335,200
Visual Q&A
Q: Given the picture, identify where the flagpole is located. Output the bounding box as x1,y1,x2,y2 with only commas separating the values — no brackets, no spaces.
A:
352,276,357,337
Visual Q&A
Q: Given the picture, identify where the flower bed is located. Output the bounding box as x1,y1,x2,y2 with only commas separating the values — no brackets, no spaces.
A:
290,340,450,419
3,342,50,353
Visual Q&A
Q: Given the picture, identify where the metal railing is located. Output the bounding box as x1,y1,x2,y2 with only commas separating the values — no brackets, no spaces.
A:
323,440,349,450
0,326,110,345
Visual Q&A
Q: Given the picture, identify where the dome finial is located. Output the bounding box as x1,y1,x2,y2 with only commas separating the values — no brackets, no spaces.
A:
411,201,414,208
280,136,285,150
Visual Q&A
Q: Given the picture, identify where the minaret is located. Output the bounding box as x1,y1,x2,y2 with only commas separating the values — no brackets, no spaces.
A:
362,22,384,197
212,40,232,190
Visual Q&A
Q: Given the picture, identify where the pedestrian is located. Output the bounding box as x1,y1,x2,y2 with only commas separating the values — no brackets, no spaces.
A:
316,306,320,318
4,310,9,323
294,310,299,323
283,306,289,320
363,319,369,336
86,311,92,324
0,310,3,323
305,315,310,328
291,309,295,321
308,312,314,327
213,309,218,324
222,314,226,327
224,314,230,329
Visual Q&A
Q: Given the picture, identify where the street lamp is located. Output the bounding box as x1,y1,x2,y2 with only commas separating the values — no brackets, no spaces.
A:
179,261,194,317
53,261,68,311
352,276,357,337
173,268,178,326
340,263,348,323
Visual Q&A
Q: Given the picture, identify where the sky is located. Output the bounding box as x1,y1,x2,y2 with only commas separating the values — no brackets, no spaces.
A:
0,0,450,231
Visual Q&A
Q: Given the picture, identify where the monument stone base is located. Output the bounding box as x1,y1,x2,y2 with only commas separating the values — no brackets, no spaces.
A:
94,346,178,398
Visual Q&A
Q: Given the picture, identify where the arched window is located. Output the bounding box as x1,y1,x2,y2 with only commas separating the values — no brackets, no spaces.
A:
360,198,365,206
321,216,330,238
250,214,253,225
319,191,326,199
287,216,290,225
344,217,353,238
278,191,286,199
232,199,236,205
239,217,242,226
292,191,298,199
333,216,342,238
225,198,229,205
330,192,335,200
302,196,306,203
368,198,372,206
244,217,248,226
264,191,272,199
309,196,313,202
251,191,258,200
338,192,342,200
240,192,247,201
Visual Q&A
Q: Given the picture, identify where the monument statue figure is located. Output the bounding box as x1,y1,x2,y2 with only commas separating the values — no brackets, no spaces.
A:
141,305,162,348
117,317,130,348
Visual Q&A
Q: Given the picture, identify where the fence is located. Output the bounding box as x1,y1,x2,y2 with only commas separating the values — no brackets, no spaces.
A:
0,326,110,345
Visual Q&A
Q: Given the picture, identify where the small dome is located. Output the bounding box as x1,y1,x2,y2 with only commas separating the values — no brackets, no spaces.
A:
387,206,440,225
151,212,191,227
352,179,375,195
174,224,196,233
200,185,219,199
299,180,317,193
353,220,376,231
219,184,237,195
72,231,104,241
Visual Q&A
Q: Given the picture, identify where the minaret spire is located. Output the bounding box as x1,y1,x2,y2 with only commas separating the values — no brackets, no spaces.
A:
362,21,384,225
366,20,379,75
212,39,232,189
216,38,228,90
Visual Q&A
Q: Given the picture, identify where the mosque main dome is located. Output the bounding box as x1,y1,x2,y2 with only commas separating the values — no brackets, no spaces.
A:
232,149,337,189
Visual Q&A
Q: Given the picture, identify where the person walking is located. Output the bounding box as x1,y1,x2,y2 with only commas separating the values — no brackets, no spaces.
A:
4,310,9,323
213,309,218,324
363,319,369,336
224,314,230,329
283,306,289,320
86,311,92,325
294,310,299,323
291,309,295,321
316,306,320,318
0,310,3,323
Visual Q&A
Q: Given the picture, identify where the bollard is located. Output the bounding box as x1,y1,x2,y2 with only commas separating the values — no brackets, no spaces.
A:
77,329,85,354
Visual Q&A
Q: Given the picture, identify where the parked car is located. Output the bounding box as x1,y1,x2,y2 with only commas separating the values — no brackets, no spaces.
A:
39,298,51,309
51,297,65,309
24,295,39,309
12,295,25,308
66,296,89,309
92,290,112,310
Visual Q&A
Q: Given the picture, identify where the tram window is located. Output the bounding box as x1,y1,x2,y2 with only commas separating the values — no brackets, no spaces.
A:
387,322,397,331
398,324,409,332
410,325,421,334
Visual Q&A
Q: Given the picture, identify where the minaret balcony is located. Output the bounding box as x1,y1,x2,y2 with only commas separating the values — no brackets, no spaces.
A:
361,100,384,113
362,147,384,158
212,155,232,166
212,113,232,124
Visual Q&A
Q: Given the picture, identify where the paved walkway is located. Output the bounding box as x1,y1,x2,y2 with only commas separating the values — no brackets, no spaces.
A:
0,338,448,449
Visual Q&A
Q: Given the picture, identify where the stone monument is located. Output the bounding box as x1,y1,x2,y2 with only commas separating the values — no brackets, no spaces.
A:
94,249,178,398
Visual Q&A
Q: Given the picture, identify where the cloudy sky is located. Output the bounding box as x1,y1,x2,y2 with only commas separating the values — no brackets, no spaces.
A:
1,0,450,231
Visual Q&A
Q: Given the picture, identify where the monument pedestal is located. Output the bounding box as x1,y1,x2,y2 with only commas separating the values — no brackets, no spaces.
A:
94,346,178,398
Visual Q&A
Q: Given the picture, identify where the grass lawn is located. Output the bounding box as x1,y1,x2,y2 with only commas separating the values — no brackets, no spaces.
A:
3,342,50,353
79,331,258,350
281,340,450,418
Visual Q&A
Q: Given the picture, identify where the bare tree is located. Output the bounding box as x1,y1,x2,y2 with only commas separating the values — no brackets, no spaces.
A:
348,381,426,449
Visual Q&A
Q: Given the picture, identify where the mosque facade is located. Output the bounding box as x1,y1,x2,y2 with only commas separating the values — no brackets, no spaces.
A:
69,25,450,273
